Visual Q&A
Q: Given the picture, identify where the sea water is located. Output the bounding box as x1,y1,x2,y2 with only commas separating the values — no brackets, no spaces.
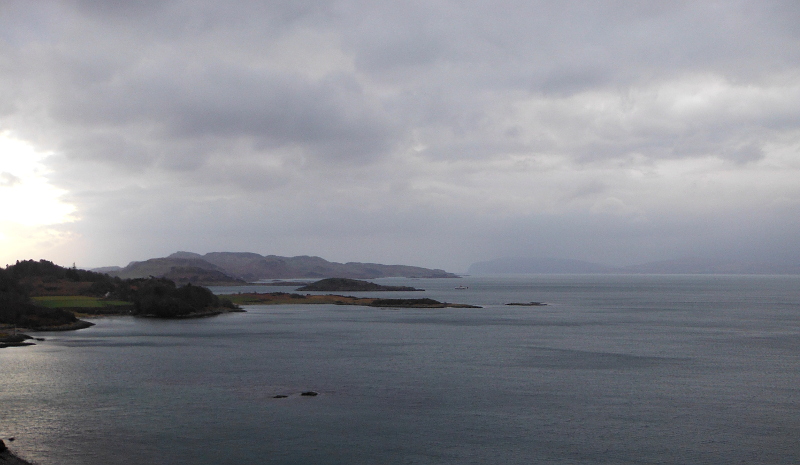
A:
1,275,799,464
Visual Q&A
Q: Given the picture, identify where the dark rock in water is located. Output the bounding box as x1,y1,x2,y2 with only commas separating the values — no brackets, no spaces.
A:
505,302,547,306
273,395,288,399
0,439,6,452
300,391,318,396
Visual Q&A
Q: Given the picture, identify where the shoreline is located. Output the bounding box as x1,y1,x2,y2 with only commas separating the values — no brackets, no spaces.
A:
136,307,247,319
25,320,95,332
0,331,36,349
222,292,482,308
0,449,34,465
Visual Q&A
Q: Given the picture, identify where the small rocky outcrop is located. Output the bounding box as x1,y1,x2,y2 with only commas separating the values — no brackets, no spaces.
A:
0,332,36,348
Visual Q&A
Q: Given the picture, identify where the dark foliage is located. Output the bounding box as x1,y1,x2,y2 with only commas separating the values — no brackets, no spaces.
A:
0,267,28,301
2,260,238,323
129,279,225,317
8,259,111,283
0,299,77,327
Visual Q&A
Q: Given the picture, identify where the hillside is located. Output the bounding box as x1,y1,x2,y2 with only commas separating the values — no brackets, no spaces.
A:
1,260,241,328
102,252,458,281
102,257,245,285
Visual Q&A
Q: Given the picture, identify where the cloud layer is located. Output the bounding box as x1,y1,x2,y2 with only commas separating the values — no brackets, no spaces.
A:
2,1,799,270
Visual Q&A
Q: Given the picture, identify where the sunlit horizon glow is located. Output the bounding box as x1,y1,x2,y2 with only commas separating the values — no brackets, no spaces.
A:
0,132,78,267
0,133,76,226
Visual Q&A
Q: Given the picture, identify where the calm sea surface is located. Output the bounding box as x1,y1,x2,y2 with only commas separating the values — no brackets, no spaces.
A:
1,275,799,464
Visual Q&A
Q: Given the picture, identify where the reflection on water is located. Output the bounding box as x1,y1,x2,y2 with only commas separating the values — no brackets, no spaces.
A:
1,275,799,464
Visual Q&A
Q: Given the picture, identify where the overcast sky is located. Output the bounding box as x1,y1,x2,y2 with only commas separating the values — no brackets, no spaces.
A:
1,0,799,272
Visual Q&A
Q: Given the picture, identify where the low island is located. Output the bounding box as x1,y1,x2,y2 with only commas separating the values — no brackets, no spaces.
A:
295,277,423,292
222,292,481,308
223,278,478,308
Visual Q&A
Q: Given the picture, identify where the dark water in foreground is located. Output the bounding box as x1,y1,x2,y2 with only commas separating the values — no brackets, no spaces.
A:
1,275,799,464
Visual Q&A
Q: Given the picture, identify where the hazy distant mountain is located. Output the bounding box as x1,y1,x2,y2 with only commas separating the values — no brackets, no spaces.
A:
469,256,800,275
468,257,617,274
91,266,123,274
100,252,458,282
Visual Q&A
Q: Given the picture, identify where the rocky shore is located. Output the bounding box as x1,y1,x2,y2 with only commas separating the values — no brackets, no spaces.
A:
24,320,95,331
138,307,246,319
0,320,93,346
0,333,36,348
0,451,33,465
0,440,34,465
0,327,41,348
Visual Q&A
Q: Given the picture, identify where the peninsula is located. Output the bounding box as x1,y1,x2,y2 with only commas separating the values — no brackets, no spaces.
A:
295,278,423,292
222,292,481,308
0,260,242,341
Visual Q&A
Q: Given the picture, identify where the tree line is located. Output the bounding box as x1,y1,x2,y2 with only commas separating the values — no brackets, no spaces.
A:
1,259,238,327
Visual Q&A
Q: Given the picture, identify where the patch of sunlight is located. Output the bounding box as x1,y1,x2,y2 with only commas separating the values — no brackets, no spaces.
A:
0,132,76,226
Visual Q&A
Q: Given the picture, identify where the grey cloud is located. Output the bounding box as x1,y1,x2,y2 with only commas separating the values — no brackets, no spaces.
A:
69,0,335,39
37,49,397,168
724,143,765,165
539,67,611,97
2,0,800,271
167,70,397,161
339,1,800,90
60,133,156,168
0,172,22,187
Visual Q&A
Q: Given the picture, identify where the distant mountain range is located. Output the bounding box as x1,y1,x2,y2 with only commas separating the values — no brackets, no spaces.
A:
97,252,458,285
468,257,800,275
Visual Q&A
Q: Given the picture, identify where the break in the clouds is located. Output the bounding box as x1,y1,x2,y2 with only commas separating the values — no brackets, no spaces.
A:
1,0,799,271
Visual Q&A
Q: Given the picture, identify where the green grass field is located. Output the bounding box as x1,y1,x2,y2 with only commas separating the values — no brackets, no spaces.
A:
32,296,131,308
